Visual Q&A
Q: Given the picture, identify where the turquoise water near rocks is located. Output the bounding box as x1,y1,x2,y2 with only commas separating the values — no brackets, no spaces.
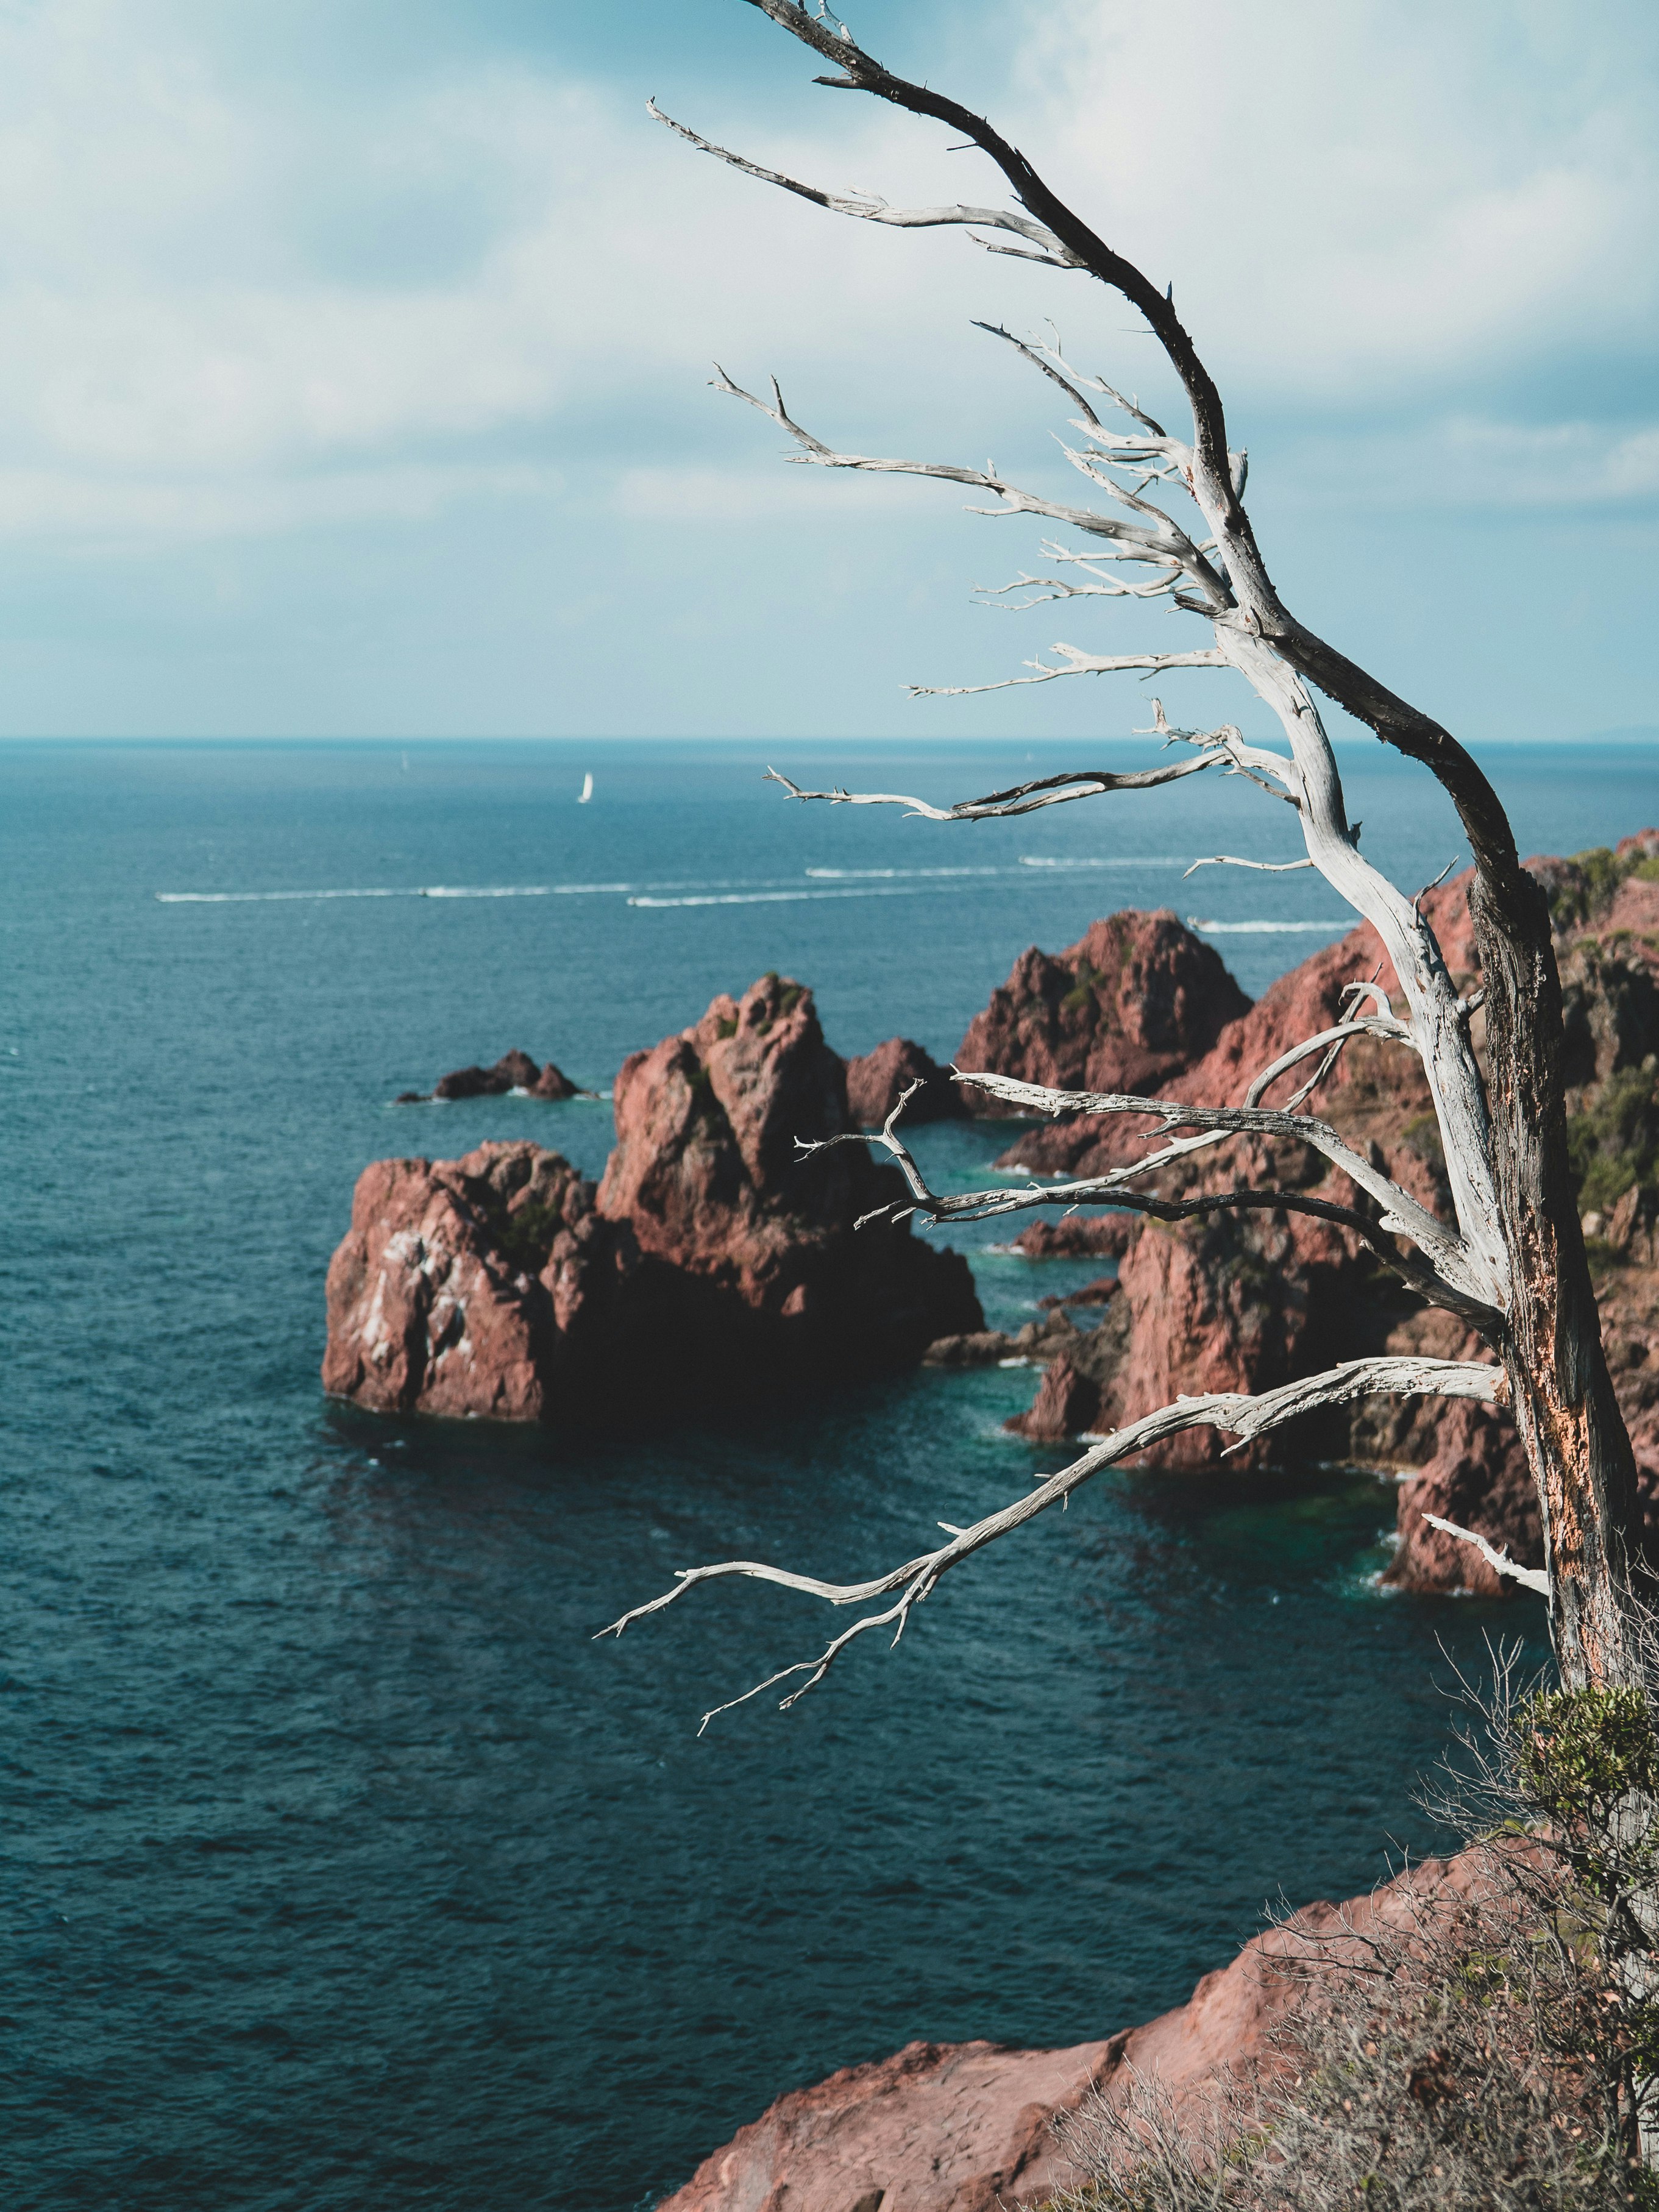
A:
4,734,1648,2210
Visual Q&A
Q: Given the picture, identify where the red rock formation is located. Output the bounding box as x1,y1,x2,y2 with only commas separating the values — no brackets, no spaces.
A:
658,1850,1494,2212
427,1050,587,1101
325,977,982,1420
595,973,980,1365
844,1036,966,1128
1384,1398,1538,1597
984,848,1659,1563
1013,1214,1137,1260
1037,1276,1118,1310
955,910,1248,1115
660,2036,1109,2212
1004,1353,1104,1443
321,1141,634,1420
530,1059,581,1100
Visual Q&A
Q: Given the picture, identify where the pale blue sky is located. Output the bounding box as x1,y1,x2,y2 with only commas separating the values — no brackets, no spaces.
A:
0,0,1654,743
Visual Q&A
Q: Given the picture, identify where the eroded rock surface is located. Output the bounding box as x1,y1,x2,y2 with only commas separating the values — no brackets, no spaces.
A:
322,1140,636,1421
975,844,1659,1584
595,974,980,1369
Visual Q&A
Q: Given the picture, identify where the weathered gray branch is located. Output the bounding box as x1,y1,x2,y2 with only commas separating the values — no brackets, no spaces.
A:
601,1357,1503,1728
1184,853,1314,878
647,98,1084,267
1421,1513,1551,1597
943,1071,1475,1295
707,364,1230,599
763,757,1220,821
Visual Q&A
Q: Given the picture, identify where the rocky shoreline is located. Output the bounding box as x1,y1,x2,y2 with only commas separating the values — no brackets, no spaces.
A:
318,834,1659,2205
324,831,1659,1585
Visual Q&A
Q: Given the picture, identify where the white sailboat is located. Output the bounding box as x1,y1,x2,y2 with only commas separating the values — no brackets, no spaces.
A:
578,772,594,804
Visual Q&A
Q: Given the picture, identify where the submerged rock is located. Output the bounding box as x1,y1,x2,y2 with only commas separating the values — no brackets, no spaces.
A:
325,976,981,1421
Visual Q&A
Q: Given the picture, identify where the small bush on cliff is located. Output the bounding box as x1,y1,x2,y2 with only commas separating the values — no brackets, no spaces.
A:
1569,1063,1659,1215
1050,1674,1659,2209
1551,845,1659,934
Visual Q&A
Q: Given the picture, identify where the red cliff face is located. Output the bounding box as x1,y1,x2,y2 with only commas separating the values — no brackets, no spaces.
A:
595,973,980,1360
955,909,1249,1112
323,976,981,1422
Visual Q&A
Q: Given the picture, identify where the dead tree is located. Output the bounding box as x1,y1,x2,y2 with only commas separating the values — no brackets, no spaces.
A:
606,2,1641,1701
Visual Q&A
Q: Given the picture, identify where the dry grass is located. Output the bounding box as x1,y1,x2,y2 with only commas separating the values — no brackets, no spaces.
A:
1048,1646,1659,2209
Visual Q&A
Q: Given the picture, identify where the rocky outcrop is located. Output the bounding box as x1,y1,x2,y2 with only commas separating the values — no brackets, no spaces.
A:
594,973,980,1368
1002,1296,1134,1441
660,2036,1109,2212
1037,1276,1118,1310
954,910,1249,1115
322,1141,638,1420
396,1050,593,1104
978,841,1659,1582
1012,1213,1137,1259
325,976,982,1421
658,1849,1493,2212
845,1037,967,1128
1384,1397,1539,1597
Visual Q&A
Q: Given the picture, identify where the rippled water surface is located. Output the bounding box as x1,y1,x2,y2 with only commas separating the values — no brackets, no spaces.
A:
8,736,1646,2210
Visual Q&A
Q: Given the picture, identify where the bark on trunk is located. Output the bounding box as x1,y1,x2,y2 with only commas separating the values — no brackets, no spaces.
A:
1469,867,1642,1690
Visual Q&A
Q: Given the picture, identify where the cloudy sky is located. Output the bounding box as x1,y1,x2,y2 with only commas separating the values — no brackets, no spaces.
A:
1,0,1654,741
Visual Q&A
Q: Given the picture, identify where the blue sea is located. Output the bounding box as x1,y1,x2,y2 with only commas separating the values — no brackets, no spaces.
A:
4,735,1652,2210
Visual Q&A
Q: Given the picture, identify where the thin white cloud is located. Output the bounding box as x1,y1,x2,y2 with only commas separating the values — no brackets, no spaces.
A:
1012,0,1659,401
0,0,1652,556
1281,414,1659,512
0,461,563,542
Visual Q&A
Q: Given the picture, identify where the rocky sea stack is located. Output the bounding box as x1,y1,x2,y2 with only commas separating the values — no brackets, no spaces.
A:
324,973,982,1421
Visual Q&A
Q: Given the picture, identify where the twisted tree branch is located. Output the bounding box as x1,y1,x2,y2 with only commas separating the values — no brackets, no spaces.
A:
601,1356,1504,1727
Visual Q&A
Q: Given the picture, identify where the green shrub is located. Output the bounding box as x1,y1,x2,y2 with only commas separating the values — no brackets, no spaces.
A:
1062,960,1104,1013
1567,1064,1659,1213
1050,1676,1659,2208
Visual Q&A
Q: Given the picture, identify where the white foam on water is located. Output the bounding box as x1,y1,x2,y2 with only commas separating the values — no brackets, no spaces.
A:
629,885,931,909
155,881,636,904
155,887,417,903
1019,855,1185,870
803,865,1008,881
1187,917,1351,934
420,883,633,899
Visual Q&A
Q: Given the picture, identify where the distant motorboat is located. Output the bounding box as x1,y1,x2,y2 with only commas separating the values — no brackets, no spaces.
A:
578,772,594,804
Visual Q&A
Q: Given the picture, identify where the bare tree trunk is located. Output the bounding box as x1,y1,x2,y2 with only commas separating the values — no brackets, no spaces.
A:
1472,872,1642,1688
